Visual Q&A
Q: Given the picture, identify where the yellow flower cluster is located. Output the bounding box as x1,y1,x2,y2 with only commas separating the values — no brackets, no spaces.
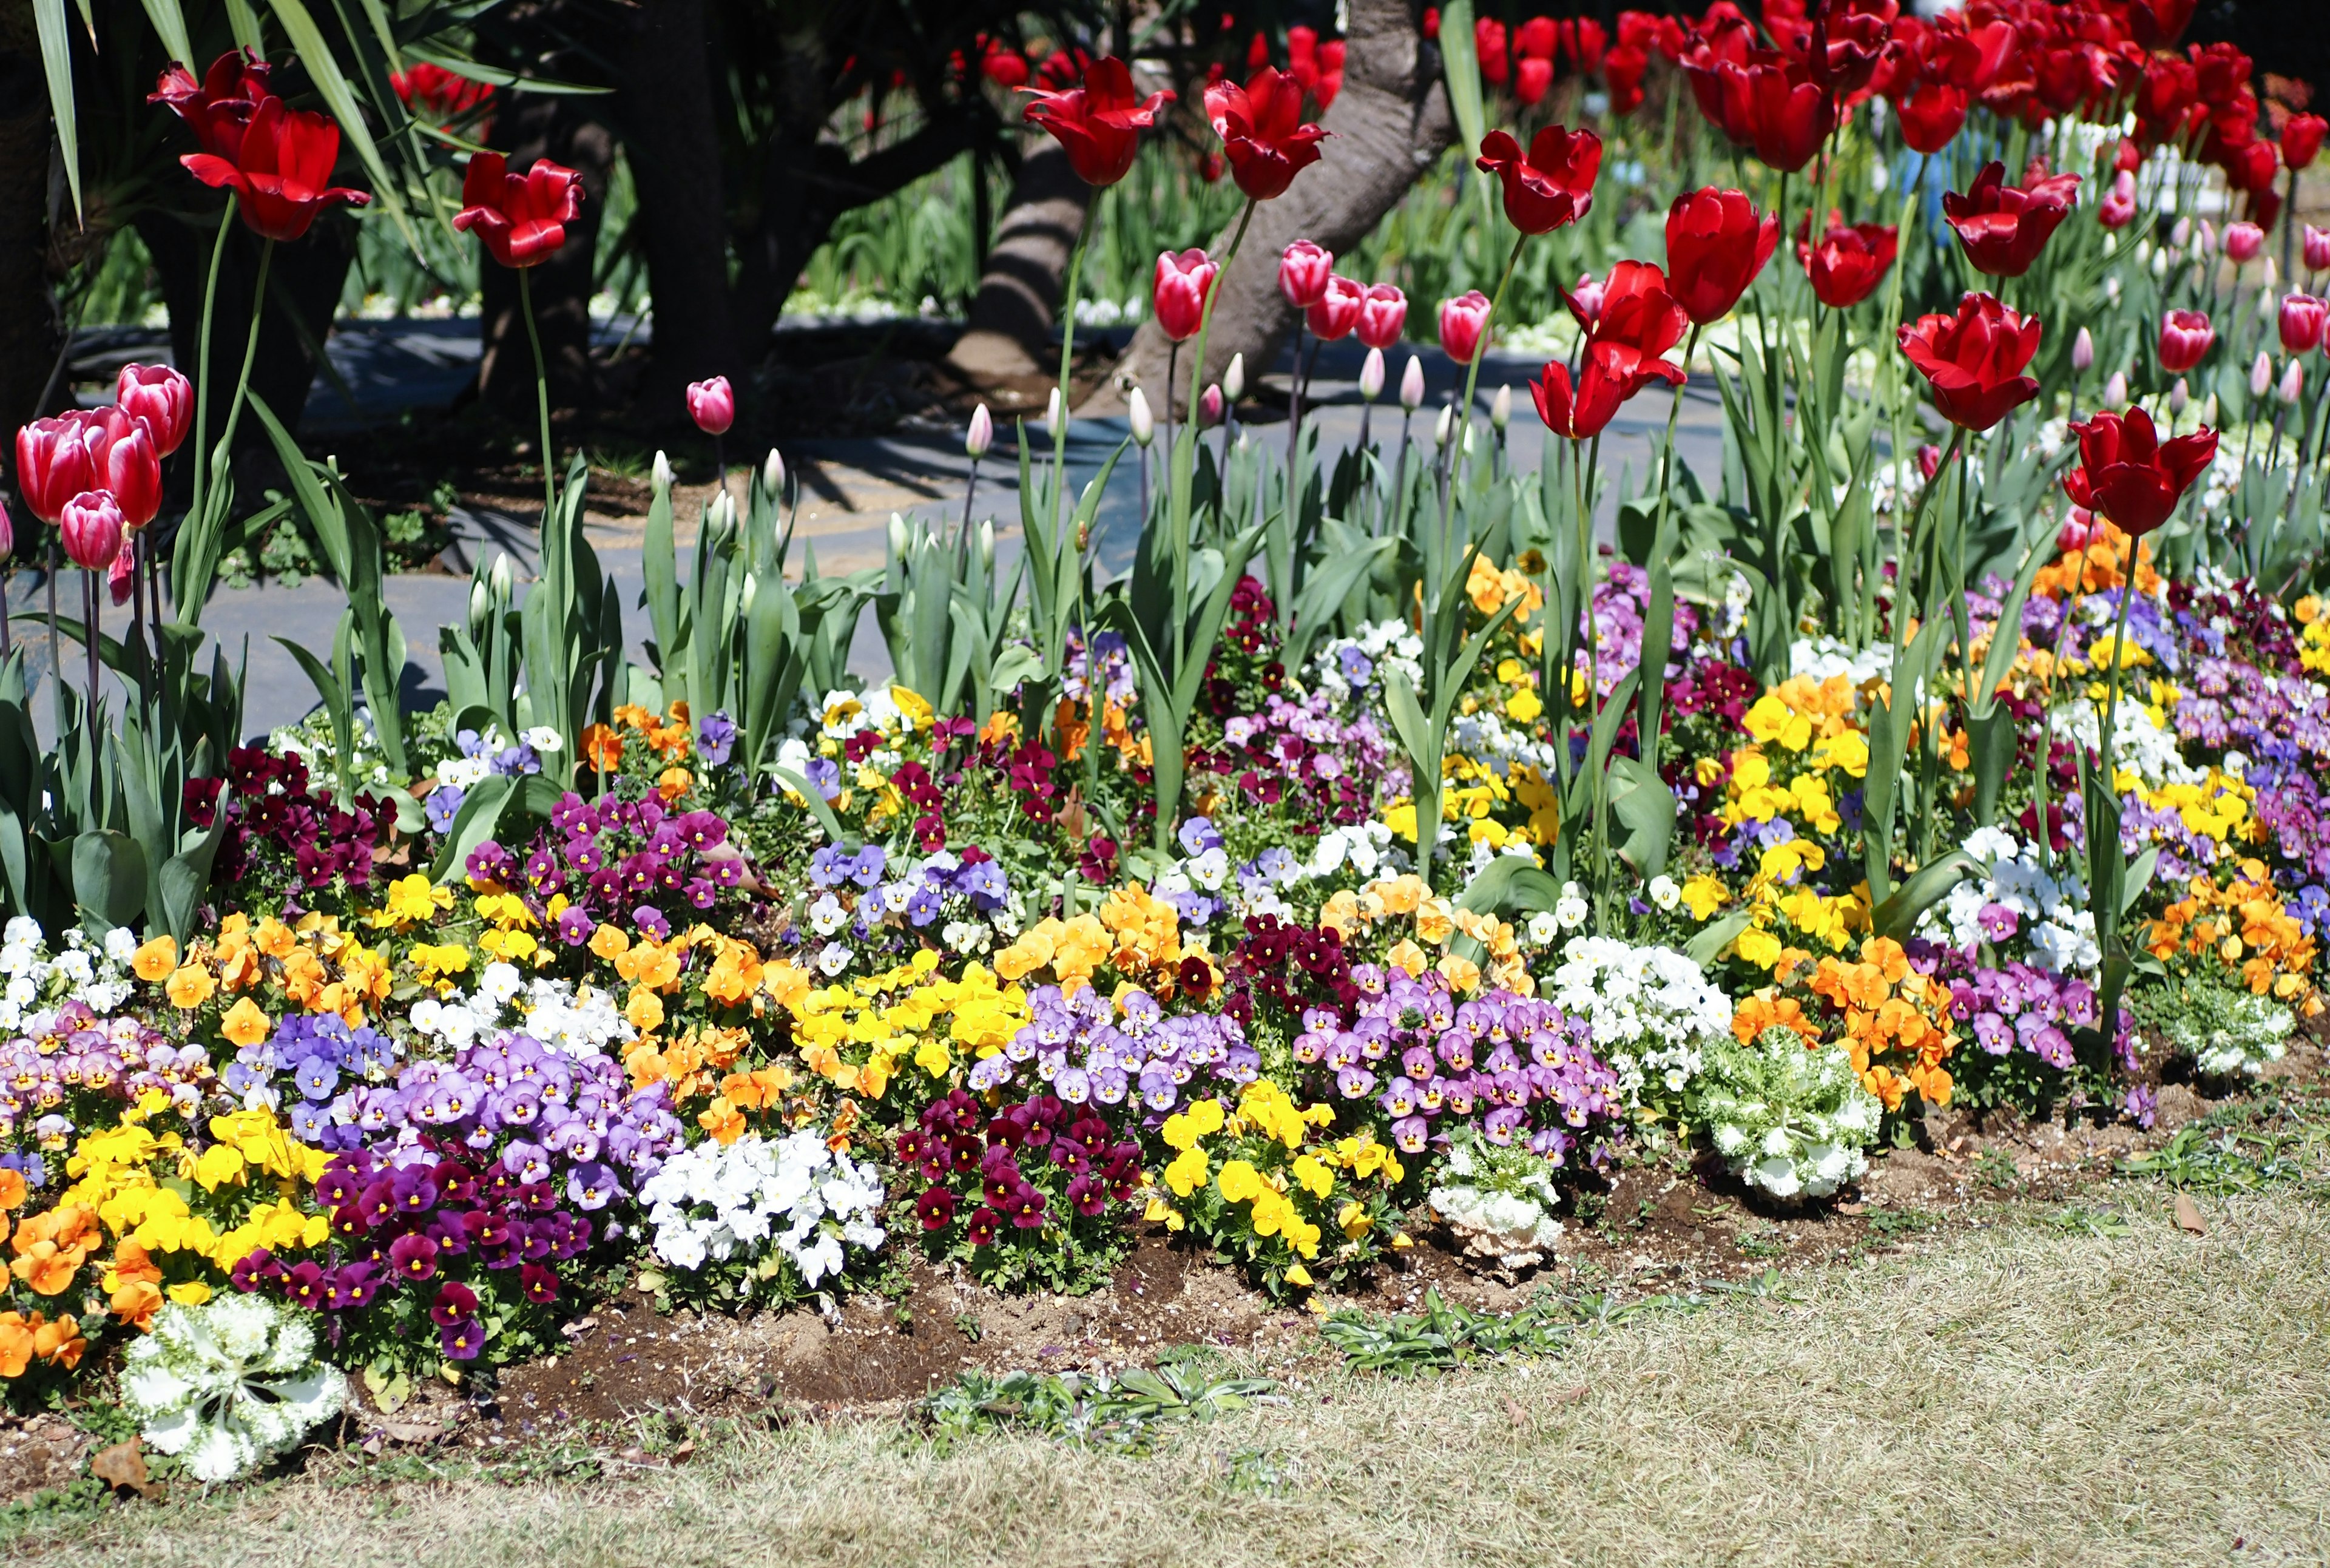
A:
1317,873,1528,993
783,952,1031,1101
2133,769,2257,851
2298,598,2330,675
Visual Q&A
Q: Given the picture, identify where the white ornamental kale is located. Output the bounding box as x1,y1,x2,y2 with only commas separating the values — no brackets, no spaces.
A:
1427,1129,1565,1272
1695,1027,1882,1202
1548,937,1732,1106
2155,981,2296,1079
120,1296,346,1483
639,1130,886,1288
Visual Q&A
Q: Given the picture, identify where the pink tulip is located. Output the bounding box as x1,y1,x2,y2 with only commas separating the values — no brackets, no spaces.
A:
2158,309,2215,374
1153,249,1217,342
115,363,194,455
2282,292,2327,355
59,490,124,572
1305,275,1365,340
1198,383,1225,428
0,497,10,562
1567,271,1609,326
686,376,735,435
2099,170,2137,230
1355,283,1408,350
1438,290,1493,365
1278,240,1333,309
109,538,137,607
2224,221,2264,263
2307,225,2330,274
13,413,99,524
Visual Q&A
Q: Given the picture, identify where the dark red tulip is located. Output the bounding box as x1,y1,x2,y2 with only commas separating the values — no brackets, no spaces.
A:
1021,56,1173,188
1474,125,1601,235
453,154,584,269
1605,44,1651,114
181,96,370,241
1897,292,2042,433
1808,0,1893,97
149,49,273,161
1797,213,1898,309
1897,79,1969,154
1531,342,1683,439
1576,260,1687,362
2285,113,2328,172
1205,67,1329,200
2126,0,2198,49
1664,188,1777,327
1735,53,1835,174
1942,161,2079,279
2062,408,2217,538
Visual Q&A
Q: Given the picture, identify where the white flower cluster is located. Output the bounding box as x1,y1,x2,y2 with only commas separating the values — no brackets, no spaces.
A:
1698,1027,1880,1201
121,1296,346,1483
0,917,138,1029
2049,683,2199,791
1921,826,2102,975
408,962,635,1058
1305,819,1397,881
640,1130,886,1288
1521,880,1597,948
1548,936,1732,1104
1789,635,1894,688
1312,619,1423,709
1427,1131,1565,1272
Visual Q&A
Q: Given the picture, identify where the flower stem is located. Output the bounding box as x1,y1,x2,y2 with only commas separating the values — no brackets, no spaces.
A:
1443,230,1531,560
519,266,557,523
187,212,235,540
204,238,275,531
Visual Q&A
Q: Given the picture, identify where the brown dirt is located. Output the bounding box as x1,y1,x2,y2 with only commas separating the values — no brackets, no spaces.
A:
0,1414,92,1505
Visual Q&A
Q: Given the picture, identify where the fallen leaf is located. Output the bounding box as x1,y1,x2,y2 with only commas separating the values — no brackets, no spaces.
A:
1501,1395,1530,1428
2174,1194,2207,1235
380,1422,443,1445
1555,1385,1589,1405
92,1438,160,1499
670,1441,697,1464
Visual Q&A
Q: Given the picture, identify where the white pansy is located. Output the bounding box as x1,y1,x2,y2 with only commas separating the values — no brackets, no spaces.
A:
639,1132,886,1290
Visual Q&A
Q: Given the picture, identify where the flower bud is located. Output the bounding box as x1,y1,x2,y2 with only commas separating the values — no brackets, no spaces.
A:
1199,384,1224,429
711,488,736,534
1224,353,1245,404
2251,350,2274,398
886,510,909,560
1434,404,1454,447
490,552,514,601
2264,257,2280,290
652,450,674,493
1400,355,1425,412
2170,377,2189,415
740,572,758,612
2102,371,2129,408
1490,384,1511,430
1046,387,1066,441
763,448,785,495
2072,327,2093,373
1359,346,1385,401
2170,217,2190,249
965,404,993,459
2262,286,2281,324
2197,218,2215,255
1129,387,1155,447
2308,225,2330,273
2278,358,2305,406
0,497,13,564
979,518,995,573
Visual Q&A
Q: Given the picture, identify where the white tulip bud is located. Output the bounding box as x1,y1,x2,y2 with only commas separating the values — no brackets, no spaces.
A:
2072,327,2094,373
2261,286,2281,323
1359,346,1385,401
2151,246,2170,278
2251,350,2274,398
1129,387,1155,447
1400,355,1426,413
2171,216,2190,248
886,510,910,559
1046,387,1066,441
1434,404,1454,447
1490,384,1511,430
740,572,758,612
2264,256,2280,290
2170,377,2190,415
762,448,785,495
979,518,995,572
965,404,993,459
652,450,674,493
490,552,513,600
2102,370,2129,407
1224,353,1245,403
711,488,736,533
2278,357,2305,406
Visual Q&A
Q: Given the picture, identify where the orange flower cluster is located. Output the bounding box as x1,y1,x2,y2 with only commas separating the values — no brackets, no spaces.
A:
1800,937,1957,1111
995,885,1212,995
159,912,392,1032
8,1201,102,1296
1317,874,1528,994
104,1241,167,1331
2033,521,2162,600
2147,860,2323,1014
0,1309,85,1377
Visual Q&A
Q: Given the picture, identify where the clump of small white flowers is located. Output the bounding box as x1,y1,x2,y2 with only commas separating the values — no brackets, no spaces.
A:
409,965,634,1058
640,1130,886,1289
2049,684,2200,790
1549,936,1732,1106
1921,826,2102,975
121,1296,346,1483
2143,978,2296,1079
0,917,138,1028
1314,620,1423,708
1693,1026,1881,1201
1427,1129,1565,1273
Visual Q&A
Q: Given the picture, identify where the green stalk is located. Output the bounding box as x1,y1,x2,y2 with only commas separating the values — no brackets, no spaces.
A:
205,238,275,523
1052,217,1092,542
520,266,556,522
1574,431,1609,929
1442,231,1531,555
2093,529,2141,814
1641,321,1703,776
186,212,235,538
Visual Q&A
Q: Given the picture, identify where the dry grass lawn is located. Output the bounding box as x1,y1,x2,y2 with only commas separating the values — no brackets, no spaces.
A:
20,1188,2330,1567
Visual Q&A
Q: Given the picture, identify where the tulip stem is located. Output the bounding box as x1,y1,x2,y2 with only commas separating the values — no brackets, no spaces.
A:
1574,430,1610,930
81,570,99,721
1641,320,1704,778
208,238,274,522
1444,231,1531,561
1173,197,1257,681
187,211,235,544
1053,221,1090,544
519,266,557,523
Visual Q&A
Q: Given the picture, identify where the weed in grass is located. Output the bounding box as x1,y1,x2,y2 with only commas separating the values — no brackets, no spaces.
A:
1973,1149,2023,1192
2118,1124,2301,1194
1319,1288,1706,1377
2050,1206,2135,1239
916,1356,1278,1456
1864,1208,1940,1238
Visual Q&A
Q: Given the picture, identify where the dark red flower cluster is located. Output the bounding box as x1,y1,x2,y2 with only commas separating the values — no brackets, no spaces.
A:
902,1089,1141,1252
891,760,947,851
185,747,395,893
1218,914,1360,1032
1243,24,1346,111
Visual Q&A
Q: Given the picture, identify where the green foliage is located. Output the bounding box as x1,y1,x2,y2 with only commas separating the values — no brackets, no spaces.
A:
2134,972,2297,1081
1320,1285,1712,1377
916,1350,1277,1455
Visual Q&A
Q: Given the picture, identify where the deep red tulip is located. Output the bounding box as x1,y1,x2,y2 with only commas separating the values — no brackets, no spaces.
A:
453,154,584,269
1475,18,1511,86
982,49,1031,91
1579,260,1688,362
59,490,124,572
2062,408,2216,538
2158,309,2215,374
1474,125,1601,235
1808,0,1893,97
115,363,193,457
1516,56,1554,107
1153,249,1218,342
1515,16,1558,62
1690,48,1835,174
1356,284,1408,350
1897,292,2042,432
2286,113,2328,172
391,61,494,128
1564,17,1608,73
1664,188,1777,326
1605,44,1651,114
1021,56,1172,189
1278,239,1333,309
1798,214,1898,309
1439,290,1492,365
14,414,99,525
2126,0,2197,50
149,49,272,161
2281,294,2327,356
1942,161,2079,279
101,419,162,529
1306,275,1365,340
181,96,370,242
1921,16,2016,93
1205,67,1329,200
686,376,735,436
1531,342,1684,440
1897,79,1968,154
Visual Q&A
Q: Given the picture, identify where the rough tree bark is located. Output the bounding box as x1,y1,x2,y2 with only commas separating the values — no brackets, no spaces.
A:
618,0,737,405
1087,0,1454,417
0,1,60,431
944,136,1088,382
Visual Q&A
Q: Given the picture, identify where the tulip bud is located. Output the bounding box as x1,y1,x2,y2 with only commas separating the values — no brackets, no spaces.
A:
1046,387,1066,441
1129,387,1155,447
1490,384,1511,430
711,488,736,534
763,448,785,495
2135,239,2152,268
2151,247,2170,278
1400,355,1425,412
1359,347,1385,402
2072,327,2094,373
0,498,13,563
740,572,758,613
2197,219,2215,256
965,404,993,459
652,450,674,493
2170,377,2190,415
2263,286,2281,324
2103,371,2129,408
1199,384,1224,429
2170,217,2191,249
2279,359,2305,406
1434,404,1454,447
490,552,514,601
886,511,909,560
1462,424,1476,457
2252,350,2274,398
468,575,490,628
2104,275,2122,306
2264,257,2280,290
979,518,995,573
1224,353,1245,404
2308,225,2330,273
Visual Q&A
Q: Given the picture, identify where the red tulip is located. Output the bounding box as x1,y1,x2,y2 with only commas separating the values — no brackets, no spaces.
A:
2287,113,2328,172
1204,67,1329,201
1439,290,1493,365
1578,260,1687,362
981,49,1030,91
1691,49,1835,174
101,419,162,529
1664,188,1777,327
2061,407,2217,538
686,376,735,435
1516,57,1553,107
1153,249,1217,342
2158,309,2215,374
1942,161,2079,279
1565,18,1608,73
2310,226,2330,272
14,413,99,524
1474,125,1601,235
115,363,193,456
391,61,494,129
59,490,124,572
1896,79,1968,154
1476,18,1510,86
1808,0,1892,98
1897,292,2042,432
1021,56,1173,188
1515,16,1558,61
1530,342,1684,439
149,49,273,161
2281,293,2327,356
1605,44,1651,115
2126,0,2198,50
1278,240,1333,309
181,96,371,242
1356,284,1408,350
1798,214,1898,309
453,154,585,269
1305,275,1365,341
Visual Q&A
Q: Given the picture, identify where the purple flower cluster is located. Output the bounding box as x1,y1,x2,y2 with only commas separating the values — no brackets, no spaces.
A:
226,1014,398,1149
1309,967,1621,1164
900,1087,1143,1247
806,843,1010,927
1923,947,2138,1077
968,984,1259,1113
1212,684,1391,827
0,1004,216,1135
467,791,746,946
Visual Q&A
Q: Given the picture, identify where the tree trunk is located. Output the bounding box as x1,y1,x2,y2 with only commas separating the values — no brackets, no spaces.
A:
1088,0,1454,417
618,0,738,407
945,137,1088,383
0,1,59,431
